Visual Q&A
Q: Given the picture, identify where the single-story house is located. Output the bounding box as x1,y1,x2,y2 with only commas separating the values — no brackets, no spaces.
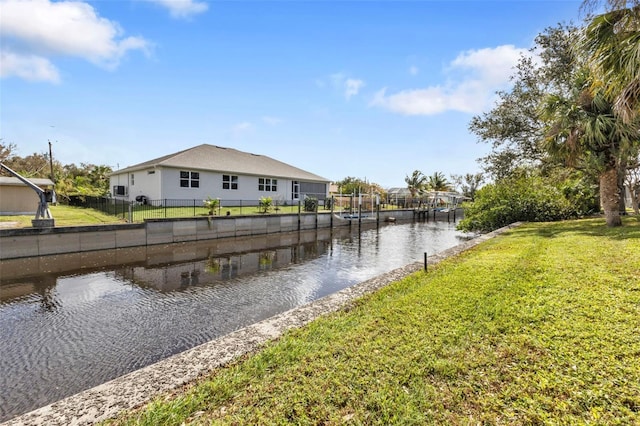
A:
109,144,330,205
0,177,55,216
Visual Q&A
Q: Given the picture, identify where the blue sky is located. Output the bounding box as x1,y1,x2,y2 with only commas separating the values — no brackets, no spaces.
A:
1,0,585,188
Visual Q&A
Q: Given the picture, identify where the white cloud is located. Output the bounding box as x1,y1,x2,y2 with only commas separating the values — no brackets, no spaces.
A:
323,72,365,100
450,45,526,85
0,0,150,81
344,78,365,100
371,45,530,115
0,50,60,83
409,65,419,76
145,0,208,19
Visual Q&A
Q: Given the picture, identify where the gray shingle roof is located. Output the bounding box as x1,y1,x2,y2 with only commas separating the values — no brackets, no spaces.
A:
0,177,54,186
112,144,329,182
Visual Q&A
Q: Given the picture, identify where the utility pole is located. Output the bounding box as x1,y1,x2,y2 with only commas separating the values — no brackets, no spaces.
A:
48,139,55,183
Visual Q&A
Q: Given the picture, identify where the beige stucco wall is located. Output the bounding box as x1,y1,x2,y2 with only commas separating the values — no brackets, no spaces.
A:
0,185,41,215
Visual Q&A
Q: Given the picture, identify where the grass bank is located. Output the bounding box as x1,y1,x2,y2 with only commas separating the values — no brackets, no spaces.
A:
0,204,366,227
109,218,640,425
0,205,125,228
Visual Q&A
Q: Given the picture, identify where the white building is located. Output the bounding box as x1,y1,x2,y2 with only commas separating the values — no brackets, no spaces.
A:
109,144,330,204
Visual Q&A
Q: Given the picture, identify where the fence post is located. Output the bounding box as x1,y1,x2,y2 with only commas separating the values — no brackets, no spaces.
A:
330,196,334,228
128,202,132,223
164,199,167,219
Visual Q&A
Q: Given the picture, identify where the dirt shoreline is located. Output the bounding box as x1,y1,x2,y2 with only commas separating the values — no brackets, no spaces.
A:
2,223,520,426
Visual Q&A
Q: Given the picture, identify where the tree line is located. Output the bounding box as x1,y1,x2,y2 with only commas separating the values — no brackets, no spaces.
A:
0,142,112,202
459,0,640,231
333,172,484,202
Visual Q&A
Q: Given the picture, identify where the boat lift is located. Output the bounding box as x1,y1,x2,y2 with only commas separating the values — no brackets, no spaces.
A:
0,162,55,227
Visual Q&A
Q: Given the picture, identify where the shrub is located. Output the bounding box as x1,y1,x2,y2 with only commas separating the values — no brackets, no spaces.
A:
304,196,317,212
457,174,592,233
203,197,220,215
259,196,273,213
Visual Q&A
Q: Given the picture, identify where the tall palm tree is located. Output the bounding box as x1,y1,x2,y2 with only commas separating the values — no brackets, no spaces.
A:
427,172,452,192
574,6,640,225
541,70,639,226
581,5,640,123
405,170,427,197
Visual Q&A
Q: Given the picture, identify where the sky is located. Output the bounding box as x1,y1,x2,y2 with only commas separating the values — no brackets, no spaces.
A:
0,0,587,188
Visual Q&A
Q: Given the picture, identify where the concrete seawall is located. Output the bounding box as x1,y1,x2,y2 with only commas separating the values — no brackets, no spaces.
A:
0,209,444,260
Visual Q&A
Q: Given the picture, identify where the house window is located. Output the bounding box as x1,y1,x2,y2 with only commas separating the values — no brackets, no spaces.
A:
258,178,277,192
130,174,135,186
222,175,238,190
292,181,300,199
180,171,200,188
113,185,127,196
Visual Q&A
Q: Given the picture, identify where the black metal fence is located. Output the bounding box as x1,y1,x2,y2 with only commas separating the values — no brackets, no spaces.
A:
68,196,131,219
68,195,462,223
68,196,333,222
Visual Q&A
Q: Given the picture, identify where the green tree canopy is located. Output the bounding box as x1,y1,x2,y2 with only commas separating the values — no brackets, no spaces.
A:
0,142,112,201
451,173,485,200
469,24,579,180
334,177,385,197
469,18,640,227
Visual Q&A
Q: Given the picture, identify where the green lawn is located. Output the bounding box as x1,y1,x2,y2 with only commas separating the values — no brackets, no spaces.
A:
0,204,400,227
128,203,316,221
0,205,126,228
108,217,640,425
0,204,322,227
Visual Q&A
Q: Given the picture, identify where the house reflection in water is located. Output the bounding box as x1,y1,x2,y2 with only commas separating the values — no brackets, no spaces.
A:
113,241,328,293
0,228,340,303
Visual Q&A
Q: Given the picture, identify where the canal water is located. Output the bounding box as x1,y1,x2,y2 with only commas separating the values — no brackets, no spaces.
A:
0,221,469,421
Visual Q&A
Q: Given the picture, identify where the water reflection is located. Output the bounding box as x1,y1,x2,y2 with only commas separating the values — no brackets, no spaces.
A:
0,221,468,422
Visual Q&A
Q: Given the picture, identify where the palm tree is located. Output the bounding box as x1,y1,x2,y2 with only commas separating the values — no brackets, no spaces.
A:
405,170,427,197
541,69,639,226
581,5,640,123
427,172,452,192
573,6,640,225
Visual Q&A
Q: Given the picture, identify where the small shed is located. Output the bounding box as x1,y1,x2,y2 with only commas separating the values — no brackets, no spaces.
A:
0,177,55,216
